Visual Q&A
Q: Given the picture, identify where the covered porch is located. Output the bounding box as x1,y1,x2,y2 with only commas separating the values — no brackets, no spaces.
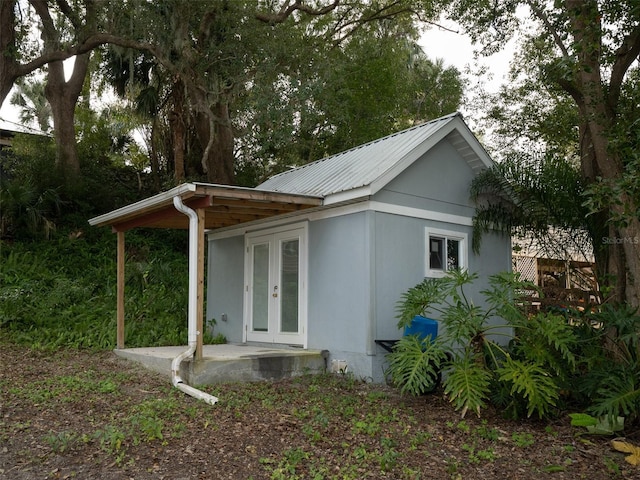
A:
89,182,324,393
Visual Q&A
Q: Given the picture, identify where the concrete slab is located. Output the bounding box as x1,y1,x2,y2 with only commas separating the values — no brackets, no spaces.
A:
114,344,329,385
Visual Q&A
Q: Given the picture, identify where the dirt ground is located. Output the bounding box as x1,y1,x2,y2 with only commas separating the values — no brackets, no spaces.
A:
1,340,638,480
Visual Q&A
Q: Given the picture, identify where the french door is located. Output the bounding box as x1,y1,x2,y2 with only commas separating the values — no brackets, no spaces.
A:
245,225,307,346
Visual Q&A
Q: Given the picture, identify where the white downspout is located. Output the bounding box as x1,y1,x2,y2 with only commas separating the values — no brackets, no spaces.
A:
171,195,218,405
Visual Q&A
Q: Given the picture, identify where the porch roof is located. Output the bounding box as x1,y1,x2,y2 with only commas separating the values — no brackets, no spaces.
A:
88,182,323,232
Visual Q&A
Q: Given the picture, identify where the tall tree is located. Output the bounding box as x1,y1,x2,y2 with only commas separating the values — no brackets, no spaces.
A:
100,0,447,184
4,0,455,185
451,0,640,306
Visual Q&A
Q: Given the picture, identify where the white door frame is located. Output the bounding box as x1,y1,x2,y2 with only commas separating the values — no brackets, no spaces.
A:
244,222,308,348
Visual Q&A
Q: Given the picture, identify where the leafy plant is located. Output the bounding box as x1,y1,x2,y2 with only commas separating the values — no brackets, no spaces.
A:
578,305,640,424
511,432,535,448
388,270,567,419
387,334,447,395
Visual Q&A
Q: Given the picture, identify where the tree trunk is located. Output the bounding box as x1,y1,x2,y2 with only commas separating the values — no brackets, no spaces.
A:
169,81,186,182
0,0,19,107
567,0,640,307
44,53,90,179
149,118,161,192
196,101,235,185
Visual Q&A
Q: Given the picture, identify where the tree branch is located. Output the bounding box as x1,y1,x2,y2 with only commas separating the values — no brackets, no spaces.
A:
29,0,59,50
528,2,570,59
255,0,340,24
54,0,82,30
609,24,640,108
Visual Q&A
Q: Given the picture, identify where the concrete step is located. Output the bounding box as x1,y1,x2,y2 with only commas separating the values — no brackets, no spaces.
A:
114,344,329,385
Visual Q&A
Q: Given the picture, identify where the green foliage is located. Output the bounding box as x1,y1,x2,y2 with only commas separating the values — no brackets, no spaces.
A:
0,227,192,350
470,153,590,258
390,270,566,419
497,358,559,419
577,305,640,423
390,270,640,424
443,353,493,418
511,312,577,378
387,334,447,395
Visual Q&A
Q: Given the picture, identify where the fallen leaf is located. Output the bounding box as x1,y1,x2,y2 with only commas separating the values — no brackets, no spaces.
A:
611,439,640,466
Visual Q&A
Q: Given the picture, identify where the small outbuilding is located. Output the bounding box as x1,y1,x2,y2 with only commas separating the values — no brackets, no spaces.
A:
206,112,510,382
90,112,511,385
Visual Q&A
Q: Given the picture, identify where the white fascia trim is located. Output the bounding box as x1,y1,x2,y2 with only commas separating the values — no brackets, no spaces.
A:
322,186,371,205
454,124,494,169
369,201,474,226
89,183,196,226
208,200,473,241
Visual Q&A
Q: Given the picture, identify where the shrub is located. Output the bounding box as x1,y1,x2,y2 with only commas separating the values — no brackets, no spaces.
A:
0,228,192,350
389,270,640,425
388,270,566,419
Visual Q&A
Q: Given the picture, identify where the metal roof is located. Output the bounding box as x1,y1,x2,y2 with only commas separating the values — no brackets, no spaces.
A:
258,112,492,200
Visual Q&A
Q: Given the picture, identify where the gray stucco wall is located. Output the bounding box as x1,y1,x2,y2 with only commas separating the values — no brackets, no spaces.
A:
207,235,245,343
375,139,476,217
307,212,371,355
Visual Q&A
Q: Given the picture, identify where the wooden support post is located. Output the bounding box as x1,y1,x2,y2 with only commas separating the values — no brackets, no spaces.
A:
196,208,205,361
116,230,125,349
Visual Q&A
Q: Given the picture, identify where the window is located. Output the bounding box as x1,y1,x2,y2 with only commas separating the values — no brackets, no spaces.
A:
426,228,467,277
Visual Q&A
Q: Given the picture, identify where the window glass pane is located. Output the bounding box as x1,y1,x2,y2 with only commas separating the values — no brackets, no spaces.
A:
280,239,299,333
429,237,444,270
447,239,460,270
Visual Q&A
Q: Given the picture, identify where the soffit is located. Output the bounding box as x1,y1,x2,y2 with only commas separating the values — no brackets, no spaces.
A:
88,183,323,232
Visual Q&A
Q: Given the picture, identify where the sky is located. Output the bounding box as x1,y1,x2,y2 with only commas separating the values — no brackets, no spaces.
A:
418,17,516,107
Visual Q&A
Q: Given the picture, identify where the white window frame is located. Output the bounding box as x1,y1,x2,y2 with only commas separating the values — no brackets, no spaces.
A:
425,227,468,278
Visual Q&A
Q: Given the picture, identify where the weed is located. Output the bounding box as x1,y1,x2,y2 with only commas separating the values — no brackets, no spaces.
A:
476,448,497,461
512,431,535,447
263,447,310,478
544,465,566,473
409,430,432,449
380,436,400,471
44,430,77,453
603,456,621,476
353,415,382,436
302,424,323,443
456,420,470,433
93,425,125,454
445,458,460,475
475,420,499,441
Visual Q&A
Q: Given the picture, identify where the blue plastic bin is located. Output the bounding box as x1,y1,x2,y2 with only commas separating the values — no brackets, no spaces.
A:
404,316,438,342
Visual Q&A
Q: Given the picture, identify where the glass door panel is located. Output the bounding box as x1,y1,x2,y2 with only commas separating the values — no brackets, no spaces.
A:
251,242,270,332
279,239,299,333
